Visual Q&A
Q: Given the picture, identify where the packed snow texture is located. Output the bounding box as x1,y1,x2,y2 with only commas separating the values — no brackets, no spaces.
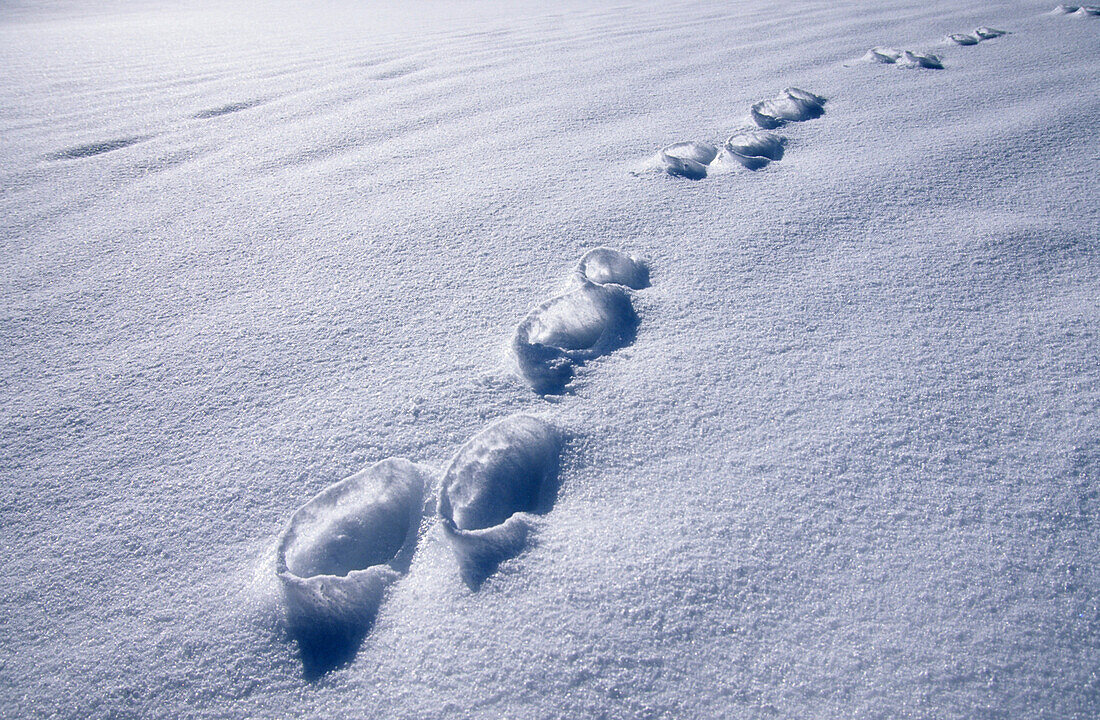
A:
1,0,1099,718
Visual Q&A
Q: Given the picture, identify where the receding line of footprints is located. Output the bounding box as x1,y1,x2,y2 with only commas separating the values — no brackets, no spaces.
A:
862,28,1007,70
635,87,825,180
269,5,1098,678
1051,4,1100,16
274,247,648,676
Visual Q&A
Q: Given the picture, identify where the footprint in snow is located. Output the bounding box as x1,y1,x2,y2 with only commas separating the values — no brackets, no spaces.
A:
275,458,429,677
1051,4,1100,15
862,47,944,69
714,129,786,171
636,129,789,179
574,246,651,289
509,247,648,395
438,414,562,589
633,87,819,180
948,27,1007,45
750,87,827,129
652,140,718,180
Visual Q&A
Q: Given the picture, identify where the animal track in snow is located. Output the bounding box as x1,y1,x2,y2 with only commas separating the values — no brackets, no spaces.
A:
948,27,1007,45
1051,5,1100,15
750,87,826,129
275,458,428,676
438,415,561,589
510,248,647,395
861,47,943,69
51,136,147,160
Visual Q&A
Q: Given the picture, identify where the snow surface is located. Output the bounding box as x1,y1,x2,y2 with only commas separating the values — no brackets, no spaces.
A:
1,0,1099,718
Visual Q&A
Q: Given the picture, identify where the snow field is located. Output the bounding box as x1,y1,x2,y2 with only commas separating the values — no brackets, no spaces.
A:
1,0,1098,718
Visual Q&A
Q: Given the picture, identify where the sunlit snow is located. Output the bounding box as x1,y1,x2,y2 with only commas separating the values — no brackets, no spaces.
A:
1,1,1098,718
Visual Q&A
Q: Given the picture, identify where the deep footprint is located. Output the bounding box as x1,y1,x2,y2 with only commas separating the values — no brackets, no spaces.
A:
898,50,944,69
275,458,428,677
712,129,786,171
574,246,650,289
750,87,826,129
655,141,718,179
510,248,647,394
862,47,943,69
949,27,1007,45
437,415,561,589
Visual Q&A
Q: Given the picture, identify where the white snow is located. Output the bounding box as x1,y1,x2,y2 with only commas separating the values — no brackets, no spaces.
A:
1,0,1098,718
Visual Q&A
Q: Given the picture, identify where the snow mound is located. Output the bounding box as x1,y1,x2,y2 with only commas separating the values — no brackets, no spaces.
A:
716,129,787,171
510,250,645,394
574,247,650,290
437,415,561,588
750,87,826,129
974,27,1007,38
275,458,428,676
